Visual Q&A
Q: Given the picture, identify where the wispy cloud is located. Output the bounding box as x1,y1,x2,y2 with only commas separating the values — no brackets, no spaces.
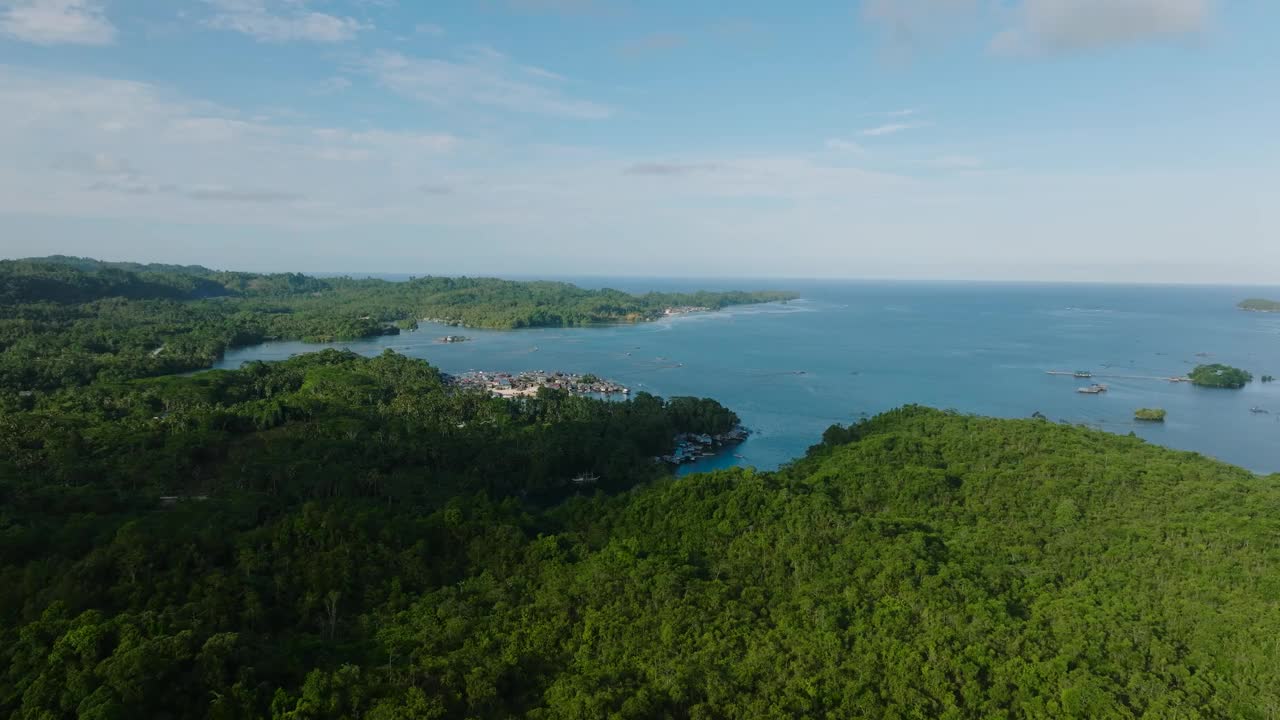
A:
85,177,302,204
51,151,136,175
206,0,369,43
623,162,725,177
935,154,982,169
0,65,462,223
52,149,303,204
825,138,865,153
506,0,603,14
182,185,302,203
861,121,928,137
314,76,352,95
861,0,982,55
366,48,612,119
862,0,1215,58
414,22,444,37
0,0,115,45
991,0,1213,56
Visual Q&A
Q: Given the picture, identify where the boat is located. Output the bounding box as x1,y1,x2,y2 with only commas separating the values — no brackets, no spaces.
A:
1073,371,1092,378
1250,407,1270,414
1076,384,1108,394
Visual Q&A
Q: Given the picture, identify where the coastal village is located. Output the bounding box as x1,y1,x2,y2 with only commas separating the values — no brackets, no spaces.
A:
445,367,753,464
448,370,629,398
663,305,711,317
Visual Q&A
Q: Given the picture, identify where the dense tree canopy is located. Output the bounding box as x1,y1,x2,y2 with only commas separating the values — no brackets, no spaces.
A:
2,363,1278,718
0,258,794,394
1188,363,1253,389
5,257,1277,718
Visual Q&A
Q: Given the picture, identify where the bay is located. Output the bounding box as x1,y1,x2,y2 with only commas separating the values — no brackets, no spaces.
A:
213,280,1280,475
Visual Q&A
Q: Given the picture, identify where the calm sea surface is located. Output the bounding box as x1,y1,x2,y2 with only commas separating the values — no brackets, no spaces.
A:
214,280,1280,475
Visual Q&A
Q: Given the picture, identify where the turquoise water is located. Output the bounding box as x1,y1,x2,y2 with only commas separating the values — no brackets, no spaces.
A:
214,281,1280,474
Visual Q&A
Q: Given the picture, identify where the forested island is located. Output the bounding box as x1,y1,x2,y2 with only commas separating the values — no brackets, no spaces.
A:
1239,298,1280,312
1188,363,1254,389
0,256,794,394
1134,407,1166,422
4,255,1280,717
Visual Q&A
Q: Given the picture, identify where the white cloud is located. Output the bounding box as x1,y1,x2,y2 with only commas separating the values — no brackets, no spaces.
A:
825,138,865,153
991,0,1212,55
51,151,135,175
1,66,1274,282
414,22,443,36
0,66,459,224
861,121,927,137
0,0,115,45
206,0,368,43
623,162,725,176
862,0,1215,57
366,49,612,119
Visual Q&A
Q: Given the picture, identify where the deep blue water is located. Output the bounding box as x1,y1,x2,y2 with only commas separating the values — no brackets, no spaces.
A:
214,280,1280,475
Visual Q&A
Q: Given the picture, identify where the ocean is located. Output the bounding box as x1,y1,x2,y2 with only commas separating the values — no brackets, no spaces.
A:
213,279,1280,475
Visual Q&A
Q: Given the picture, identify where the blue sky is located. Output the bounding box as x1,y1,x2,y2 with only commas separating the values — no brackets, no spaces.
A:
0,0,1277,281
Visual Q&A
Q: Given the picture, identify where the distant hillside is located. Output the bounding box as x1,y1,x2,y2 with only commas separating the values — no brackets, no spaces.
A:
24,255,219,276
0,258,234,304
0,257,796,392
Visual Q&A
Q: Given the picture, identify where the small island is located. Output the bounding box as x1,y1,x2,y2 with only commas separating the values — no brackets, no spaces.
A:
1188,363,1253,389
1239,298,1280,313
1263,375,1275,383
1134,408,1167,422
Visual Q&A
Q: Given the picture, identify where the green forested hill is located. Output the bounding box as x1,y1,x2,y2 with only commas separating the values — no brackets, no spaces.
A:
0,258,794,393
3,387,1277,718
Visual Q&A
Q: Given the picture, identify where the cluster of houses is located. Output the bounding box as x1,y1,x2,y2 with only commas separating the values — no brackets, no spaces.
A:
448,370,629,398
662,306,712,317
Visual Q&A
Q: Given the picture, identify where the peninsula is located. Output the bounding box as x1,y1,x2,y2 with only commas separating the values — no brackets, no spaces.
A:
0,256,795,393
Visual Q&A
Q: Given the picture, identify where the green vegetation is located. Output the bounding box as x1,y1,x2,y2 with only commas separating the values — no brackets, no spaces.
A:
1239,298,1280,312
0,257,794,394
3,364,1280,718
5,256,1279,717
1134,407,1167,422
1189,363,1254,389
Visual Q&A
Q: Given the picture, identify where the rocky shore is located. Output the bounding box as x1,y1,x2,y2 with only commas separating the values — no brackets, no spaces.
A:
660,426,749,465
